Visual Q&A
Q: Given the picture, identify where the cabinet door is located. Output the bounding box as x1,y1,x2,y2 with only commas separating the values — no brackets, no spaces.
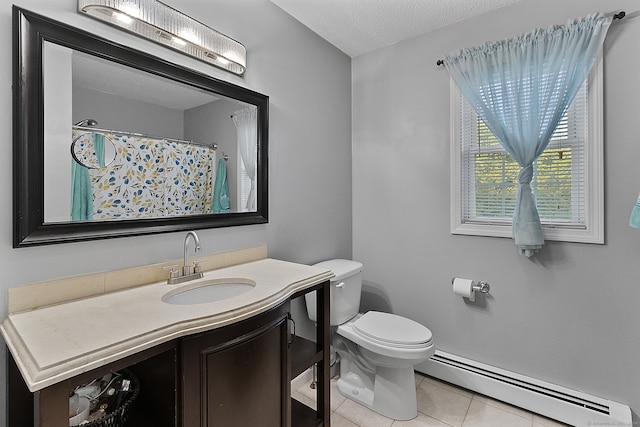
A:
181,302,291,427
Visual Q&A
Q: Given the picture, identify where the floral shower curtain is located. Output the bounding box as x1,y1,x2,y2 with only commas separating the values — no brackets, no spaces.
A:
163,140,215,216
72,132,216,220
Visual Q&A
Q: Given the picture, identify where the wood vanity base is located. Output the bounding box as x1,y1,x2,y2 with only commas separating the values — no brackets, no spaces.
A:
7,280,330,426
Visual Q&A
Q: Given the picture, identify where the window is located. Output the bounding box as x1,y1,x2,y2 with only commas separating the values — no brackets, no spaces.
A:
450,55,603,244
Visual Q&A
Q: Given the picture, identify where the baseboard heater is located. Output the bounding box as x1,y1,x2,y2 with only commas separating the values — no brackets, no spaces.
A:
420,350,631,427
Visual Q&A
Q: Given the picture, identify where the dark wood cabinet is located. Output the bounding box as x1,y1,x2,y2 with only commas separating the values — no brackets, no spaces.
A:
181,301,291,427
180,279,332,427
6,280,331,427
290,281,331,427
7,341,180,427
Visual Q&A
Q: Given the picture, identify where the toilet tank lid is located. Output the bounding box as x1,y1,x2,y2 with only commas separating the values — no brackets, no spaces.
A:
313,259,363,281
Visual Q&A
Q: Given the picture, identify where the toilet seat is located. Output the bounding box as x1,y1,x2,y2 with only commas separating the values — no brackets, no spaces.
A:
352,311,432,349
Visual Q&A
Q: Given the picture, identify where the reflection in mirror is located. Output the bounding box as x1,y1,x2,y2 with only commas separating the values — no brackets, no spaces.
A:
13,7,268,247
44,42,258,223
71,126,117,169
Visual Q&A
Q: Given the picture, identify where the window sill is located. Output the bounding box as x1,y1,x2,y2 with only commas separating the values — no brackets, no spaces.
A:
451,221,604,244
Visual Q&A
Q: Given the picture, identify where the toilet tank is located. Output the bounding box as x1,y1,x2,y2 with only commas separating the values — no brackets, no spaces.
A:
306,259,364,325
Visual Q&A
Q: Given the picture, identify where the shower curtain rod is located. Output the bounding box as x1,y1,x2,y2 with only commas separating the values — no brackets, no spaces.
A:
72,125,218,150
230,106,257,119
435,11,626,66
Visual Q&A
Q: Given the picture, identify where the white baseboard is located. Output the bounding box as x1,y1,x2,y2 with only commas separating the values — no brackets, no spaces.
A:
420,350,632,427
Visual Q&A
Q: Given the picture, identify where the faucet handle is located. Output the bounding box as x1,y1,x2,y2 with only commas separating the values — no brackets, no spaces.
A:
193,260,208,274
162,264,180,279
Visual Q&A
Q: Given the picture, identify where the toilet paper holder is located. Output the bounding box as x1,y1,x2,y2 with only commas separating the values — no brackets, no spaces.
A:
451,278,491,293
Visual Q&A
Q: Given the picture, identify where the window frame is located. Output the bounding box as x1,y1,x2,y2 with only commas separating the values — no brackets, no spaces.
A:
449,53,604,244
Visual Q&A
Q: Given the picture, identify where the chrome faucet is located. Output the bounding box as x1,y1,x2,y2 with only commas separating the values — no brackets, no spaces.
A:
165,231,204,284
183,230,201,276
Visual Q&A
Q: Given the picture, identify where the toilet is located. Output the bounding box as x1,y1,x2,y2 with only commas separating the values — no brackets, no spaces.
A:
306,259,435,420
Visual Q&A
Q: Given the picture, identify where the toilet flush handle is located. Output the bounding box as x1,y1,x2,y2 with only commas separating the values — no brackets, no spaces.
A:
335,281,345,288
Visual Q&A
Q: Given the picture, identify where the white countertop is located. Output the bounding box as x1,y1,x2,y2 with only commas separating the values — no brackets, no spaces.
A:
1,258,333,392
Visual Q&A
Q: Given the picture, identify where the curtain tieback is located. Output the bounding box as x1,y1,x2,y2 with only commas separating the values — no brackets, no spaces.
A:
518,165,534,185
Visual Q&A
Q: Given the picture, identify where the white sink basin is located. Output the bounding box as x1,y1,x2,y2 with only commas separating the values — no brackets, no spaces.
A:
162,278,256,305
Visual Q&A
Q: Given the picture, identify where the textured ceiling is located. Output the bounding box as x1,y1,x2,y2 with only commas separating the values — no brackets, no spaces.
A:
270,0,523,57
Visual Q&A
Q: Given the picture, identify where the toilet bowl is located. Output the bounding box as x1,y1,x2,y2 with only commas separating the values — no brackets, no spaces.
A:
306,259,435,420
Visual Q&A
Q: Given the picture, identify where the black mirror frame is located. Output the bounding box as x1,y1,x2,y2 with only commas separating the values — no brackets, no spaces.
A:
13,7,268,247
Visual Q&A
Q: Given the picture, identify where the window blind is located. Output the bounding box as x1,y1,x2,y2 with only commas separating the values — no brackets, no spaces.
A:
459,81,588,228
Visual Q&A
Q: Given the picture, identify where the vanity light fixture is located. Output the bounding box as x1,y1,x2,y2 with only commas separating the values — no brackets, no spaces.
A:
78,0,247,75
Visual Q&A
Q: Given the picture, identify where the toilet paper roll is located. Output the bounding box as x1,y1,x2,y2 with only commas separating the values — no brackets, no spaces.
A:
452,278,475,299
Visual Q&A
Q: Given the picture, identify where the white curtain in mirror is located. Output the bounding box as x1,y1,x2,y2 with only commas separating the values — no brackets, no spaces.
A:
233,107,258,211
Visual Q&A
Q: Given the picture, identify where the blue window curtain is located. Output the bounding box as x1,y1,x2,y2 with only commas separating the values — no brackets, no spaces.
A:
443,13,612,256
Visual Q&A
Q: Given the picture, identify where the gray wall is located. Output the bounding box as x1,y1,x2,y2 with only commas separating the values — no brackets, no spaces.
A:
73,86,185,139
0,0,351,423
7,0,638,423
185,99,241,210
352,0,640,419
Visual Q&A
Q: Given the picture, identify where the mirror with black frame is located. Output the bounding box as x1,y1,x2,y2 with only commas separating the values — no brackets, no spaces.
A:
13,7,268,247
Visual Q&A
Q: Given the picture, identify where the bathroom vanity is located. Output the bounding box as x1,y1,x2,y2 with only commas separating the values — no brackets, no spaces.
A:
2,257,332,426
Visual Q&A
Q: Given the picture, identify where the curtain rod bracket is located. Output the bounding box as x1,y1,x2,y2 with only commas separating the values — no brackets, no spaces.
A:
613,11,625,20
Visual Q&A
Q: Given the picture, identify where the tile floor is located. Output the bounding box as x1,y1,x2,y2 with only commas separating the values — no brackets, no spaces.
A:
292,372,570,427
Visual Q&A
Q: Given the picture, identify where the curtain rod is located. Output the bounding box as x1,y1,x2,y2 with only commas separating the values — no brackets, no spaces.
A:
435,11,626,66
72,125,218,150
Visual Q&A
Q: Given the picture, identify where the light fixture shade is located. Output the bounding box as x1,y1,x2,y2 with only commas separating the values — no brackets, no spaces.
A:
78,0,247,75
